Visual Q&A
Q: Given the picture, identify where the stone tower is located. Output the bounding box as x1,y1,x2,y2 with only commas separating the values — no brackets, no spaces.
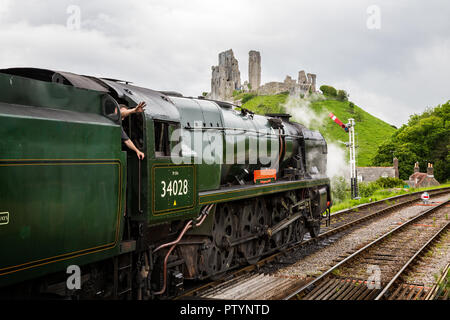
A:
298,70,307,85
307,73,317,92
210,49,241,101
248,50,261,90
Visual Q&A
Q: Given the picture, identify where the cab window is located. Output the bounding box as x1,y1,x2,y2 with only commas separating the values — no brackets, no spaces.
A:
154,121,179,157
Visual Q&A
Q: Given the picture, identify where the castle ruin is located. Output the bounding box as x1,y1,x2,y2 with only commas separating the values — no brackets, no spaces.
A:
210,49,241,101
248,50,261,90
209,49,317,101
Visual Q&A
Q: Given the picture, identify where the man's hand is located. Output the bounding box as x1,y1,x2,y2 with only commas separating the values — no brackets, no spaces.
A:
134,101,147,114
124,139,145,160
136,150,145,160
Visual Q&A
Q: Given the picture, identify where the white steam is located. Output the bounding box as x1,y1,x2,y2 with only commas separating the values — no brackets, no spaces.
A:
283,93,349,179
326,143,348,178
284,93,327,128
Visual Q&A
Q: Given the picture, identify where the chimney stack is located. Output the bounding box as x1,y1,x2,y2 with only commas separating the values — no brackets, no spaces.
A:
414,162,420,173
427,163,434,176
393,157,399,179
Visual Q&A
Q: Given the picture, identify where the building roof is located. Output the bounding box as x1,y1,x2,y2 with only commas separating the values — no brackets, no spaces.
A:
409,172,440,187
409,172,427,180
357,166,393,168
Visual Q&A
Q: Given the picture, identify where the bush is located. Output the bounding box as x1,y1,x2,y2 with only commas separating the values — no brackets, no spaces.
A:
241,93,257,104
337,90,348,101
375,177,404,188
358,177,404,197
435,158,450,183
358,181,380,198
331,176,349,203
348,101,355,113
320,85,337,97
354,111,363,122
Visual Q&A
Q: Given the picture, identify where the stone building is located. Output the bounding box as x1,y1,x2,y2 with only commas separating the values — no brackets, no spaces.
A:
209,49,317,100
356,157,399,182
407,162,440,188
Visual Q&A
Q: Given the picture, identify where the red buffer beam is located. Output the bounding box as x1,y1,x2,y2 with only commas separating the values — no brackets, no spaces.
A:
329,113,349,132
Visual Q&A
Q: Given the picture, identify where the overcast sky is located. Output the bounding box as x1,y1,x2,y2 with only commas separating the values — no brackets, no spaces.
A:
0,0,449,126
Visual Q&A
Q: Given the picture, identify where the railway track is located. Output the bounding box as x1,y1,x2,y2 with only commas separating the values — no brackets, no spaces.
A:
320,187,449,233
176,187,450,299
381,233,450,300
287,199,449,300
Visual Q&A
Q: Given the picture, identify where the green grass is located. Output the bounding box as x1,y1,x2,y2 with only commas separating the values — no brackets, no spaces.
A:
329,182,450,214
240,92,289,115
240,94,396,166
446,269,450,291
308,100,396,166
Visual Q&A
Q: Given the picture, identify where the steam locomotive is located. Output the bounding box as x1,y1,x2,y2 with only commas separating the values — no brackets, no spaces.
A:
0,67,330,299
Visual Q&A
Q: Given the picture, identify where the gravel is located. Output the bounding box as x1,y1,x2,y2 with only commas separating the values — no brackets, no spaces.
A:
402,229,450,288
274,194,450,280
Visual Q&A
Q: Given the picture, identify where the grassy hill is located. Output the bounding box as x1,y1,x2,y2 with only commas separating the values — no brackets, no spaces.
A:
238,93,396,166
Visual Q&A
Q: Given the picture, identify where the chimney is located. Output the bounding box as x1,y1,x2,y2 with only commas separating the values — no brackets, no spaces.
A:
393,157,399,179
414,162,420,173
427,163,434,176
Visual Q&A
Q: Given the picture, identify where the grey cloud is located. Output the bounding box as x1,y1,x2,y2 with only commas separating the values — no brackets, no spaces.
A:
0,0,448,126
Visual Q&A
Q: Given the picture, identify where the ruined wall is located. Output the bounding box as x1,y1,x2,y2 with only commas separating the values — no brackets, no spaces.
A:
307,73,316,92
258,82,291,95
210,49,241,101
258,76,297,95
248,50,261,90
297,70,316,93
257,71,316,96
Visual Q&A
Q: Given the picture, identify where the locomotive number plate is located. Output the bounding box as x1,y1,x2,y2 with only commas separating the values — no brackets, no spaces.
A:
153,165,195,214
0,212,9,225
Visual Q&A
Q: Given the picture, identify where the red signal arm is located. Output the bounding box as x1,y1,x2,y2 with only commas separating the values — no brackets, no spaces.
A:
329,113,349,132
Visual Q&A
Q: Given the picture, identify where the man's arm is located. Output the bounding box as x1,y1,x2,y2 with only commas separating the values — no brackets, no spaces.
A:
120,101,147,120
124,139,145,160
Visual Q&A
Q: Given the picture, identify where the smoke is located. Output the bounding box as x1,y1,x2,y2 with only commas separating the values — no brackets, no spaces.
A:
326,142,348,178
283,93,349,179
283,93,327,128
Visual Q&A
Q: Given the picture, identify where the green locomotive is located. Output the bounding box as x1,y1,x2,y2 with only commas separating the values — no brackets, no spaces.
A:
0,68,330,299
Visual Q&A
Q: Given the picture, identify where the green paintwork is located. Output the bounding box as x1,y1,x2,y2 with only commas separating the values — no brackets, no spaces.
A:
0,68,331,289
152,165,196,214
0,73,126,288
198,178,330,205
0,72,104,115
99,81,329,226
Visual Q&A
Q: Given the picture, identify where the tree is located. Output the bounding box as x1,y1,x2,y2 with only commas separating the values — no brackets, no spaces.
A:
348,101,355,114
320,85,337,97
372,101,450,182
337,90,348,101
